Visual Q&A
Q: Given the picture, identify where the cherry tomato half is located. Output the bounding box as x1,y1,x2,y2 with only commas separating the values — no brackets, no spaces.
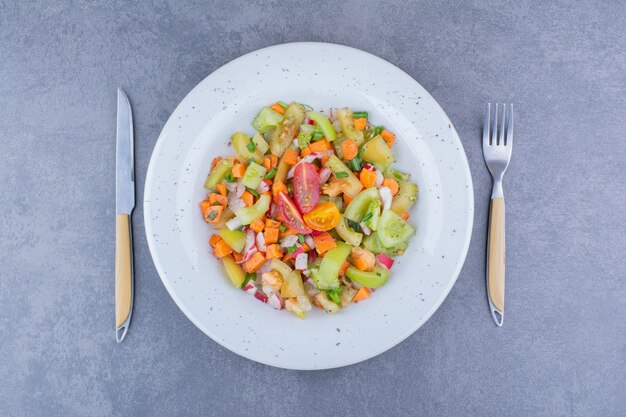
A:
303,202,340,231
276,191,312,234
293,162,320,214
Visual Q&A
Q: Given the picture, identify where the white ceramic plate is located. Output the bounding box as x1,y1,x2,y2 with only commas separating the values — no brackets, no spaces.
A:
145,42,473,370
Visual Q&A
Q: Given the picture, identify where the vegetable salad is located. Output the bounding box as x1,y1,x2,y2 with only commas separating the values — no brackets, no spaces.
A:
201,101,418,319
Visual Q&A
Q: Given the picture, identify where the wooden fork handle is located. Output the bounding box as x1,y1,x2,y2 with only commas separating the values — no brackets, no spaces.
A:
115,214,134,341
487,197,505,326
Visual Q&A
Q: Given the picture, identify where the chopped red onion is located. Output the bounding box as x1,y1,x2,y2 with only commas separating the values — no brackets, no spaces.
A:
256,179,271,194
295,253,308,270
318,167,332,184
380,186,393,210
254,291,268,303
304,235,316,249
375,169,384,187
255,231,267,252
376,253,395,269
280,235,299,248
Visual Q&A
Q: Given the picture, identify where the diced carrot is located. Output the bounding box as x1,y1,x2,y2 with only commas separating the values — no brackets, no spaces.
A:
210,157,222,171
352,287,371,302
232,163,245,178
271,154,278,167
232,251,244,262
308,139,331,152
242,252,266,273
249,218,265,233
321,153,331,165
241,190,254,207
272,181,287,198
201,202,224,224
264,228,279,244
216,183,227,197
343,193,352,205
338,261,350,276
401,212,410,220
382,178,399,196
313,232,337,255
283,148,298,165
208,193,228,207
265,218,281,229
213,239,233,258
300,146,312,157
353,118,367,131
381,130,395,147
265,244,283,259
262,157,271,171
301,243,311,252
359,168,377,188
282,254,295,267
209,234,222,247
341,139,358,160
271,103,285,115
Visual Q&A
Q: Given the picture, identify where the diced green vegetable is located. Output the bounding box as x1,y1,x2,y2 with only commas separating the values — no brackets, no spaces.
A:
364,199,381,231
278,101,288,109
313,292,341,313
232,132,264,164
344,187,380,222
241,272,255,288
383,166,410,182
390,181,419,214
204,158,233,190
325,287,342,304
281,270,306,298
241,161,267,189
352,111,368,119
252,107,284,133
252,132,270,154
311,131,324,141
264,167,278,180
361,135,394,166
306,111,337,141
268,102,306,157
270,258,292,278
312,242,351,290
297,131,312,149
221,256,246,287
235,194,270,225
325,155,363,198
348,158,362,172
346,265,390,288
334,216,363,247
336,108,364,145
218,227,246,253
339,286,357,307
378,209,416,247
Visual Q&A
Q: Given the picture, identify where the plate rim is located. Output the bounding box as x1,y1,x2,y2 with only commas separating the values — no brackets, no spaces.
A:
144,41,474,370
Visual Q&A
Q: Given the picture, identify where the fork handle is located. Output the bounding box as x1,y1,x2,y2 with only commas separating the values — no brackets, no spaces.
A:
487,197,505,326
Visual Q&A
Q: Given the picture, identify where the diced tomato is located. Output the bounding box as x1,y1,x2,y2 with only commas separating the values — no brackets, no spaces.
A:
275,191,312,234
292,162,320,214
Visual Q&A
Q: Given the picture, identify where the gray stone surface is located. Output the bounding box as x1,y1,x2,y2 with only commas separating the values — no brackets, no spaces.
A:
1,1,625,416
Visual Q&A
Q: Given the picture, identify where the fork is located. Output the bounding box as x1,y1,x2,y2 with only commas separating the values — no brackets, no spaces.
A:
483,103,514,326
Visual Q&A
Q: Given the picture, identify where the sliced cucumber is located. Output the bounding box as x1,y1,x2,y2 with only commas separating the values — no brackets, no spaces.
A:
252,107,284,133
306,111,337,141
363,199,381,231
235,194,270,225
324,155,363,197
363,232,409,257
361,135,394,167
241,161,267,189
218,227,246,253
346,265,390,288
232,132,264,164
377,209,416,247
221,256,246,287
252,132,270,154
335,215,363,247
343,187,379,222
312,242,351,290
336,108,364,145
204,158,233,190
383,166,410,182
281,270,306,298
390,181,418,214
268,102,306,157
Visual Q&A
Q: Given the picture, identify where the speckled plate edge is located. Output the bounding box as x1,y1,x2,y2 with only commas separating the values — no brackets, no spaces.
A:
144,42,474,370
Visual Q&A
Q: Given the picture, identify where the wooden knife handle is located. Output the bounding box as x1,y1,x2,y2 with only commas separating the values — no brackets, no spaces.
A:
487,197,505,324
115,214,133,331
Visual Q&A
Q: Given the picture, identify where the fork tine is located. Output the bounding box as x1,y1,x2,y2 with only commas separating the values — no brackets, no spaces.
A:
483,103,491,148
492,103,498,145
499,104,506,146
506,104,514,147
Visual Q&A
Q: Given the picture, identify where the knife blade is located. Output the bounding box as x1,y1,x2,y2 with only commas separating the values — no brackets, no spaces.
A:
115,88,135,342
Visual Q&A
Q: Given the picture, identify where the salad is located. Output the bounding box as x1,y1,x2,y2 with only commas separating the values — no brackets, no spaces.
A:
201,101,418,319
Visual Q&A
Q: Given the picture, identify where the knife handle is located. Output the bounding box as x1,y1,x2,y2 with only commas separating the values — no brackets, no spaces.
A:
115,214,134,342
487,197,505,326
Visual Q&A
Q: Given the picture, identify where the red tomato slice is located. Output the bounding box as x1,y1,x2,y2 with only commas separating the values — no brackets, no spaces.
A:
292,162,320,214
276,191,312,234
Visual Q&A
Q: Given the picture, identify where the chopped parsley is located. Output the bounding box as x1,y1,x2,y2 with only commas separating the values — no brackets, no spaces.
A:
224,172,236,182
246,187,260,198
325,287,343,304
336,171,349,179
279,224,287,233
265,167,278,179
246,140,257,152
297,234,305,244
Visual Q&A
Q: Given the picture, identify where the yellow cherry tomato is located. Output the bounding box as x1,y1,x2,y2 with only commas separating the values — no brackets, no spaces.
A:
303,202,340,231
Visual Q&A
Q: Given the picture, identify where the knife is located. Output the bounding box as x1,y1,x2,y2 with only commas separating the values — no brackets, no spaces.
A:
115,88,135,342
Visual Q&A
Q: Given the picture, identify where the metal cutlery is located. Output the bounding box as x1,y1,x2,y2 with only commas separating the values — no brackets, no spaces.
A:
115,88,135,342
482,103,513,326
